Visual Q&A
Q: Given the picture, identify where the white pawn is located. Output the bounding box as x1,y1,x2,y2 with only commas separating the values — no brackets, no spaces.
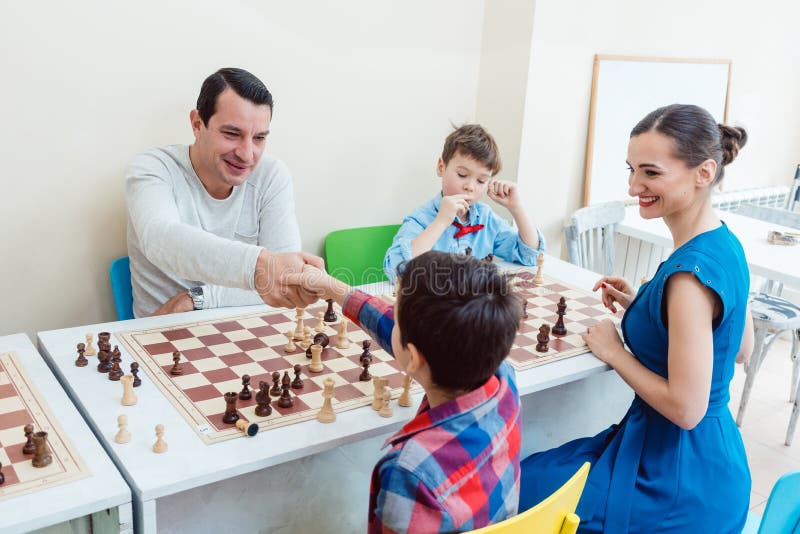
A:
299,326,312,350
114,414,131,444
378,386,393,418
336,320,351,349
284,331,296,353
152,424,168,453
315,311,326,333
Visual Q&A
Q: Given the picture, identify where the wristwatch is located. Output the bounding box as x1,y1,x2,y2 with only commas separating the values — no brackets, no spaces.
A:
188,286,204,310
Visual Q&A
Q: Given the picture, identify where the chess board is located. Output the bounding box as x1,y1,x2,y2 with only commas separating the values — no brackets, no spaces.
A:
0,352,89,499
507,270,621,370
117,303,421,444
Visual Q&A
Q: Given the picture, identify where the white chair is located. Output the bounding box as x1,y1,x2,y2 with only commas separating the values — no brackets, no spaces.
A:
786,164,800,212
564,201,625,276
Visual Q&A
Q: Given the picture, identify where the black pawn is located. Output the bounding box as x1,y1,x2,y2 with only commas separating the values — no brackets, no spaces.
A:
255,382,272,417
270,371,282,397
291,364,304,389
278,383,293,408
324,298,338,322
23,424,35,455
130,362,141,387
239,374,252,400
75,343,88,367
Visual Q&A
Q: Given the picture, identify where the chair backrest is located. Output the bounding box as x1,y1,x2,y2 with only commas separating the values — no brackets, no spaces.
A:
564,202,625,275
469,462,590,534
109,256,134,321
757,469,800,534
733,203,800,230
786,164,800,212
324,224,401,286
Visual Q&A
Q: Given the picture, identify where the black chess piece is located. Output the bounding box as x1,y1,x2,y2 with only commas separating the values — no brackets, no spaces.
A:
536,324,550,352
464,246,472,256
0,461,5,485
324,298,337,322
22,424,35,455
360,339,373,362
255,382,272,417
291,364,304,389
552,297,567,336
278,383,293,408
170,351,183,376
270,371,282,397
108,350,123,381
130,362,141,387
75,343,88,367
239,375,252,400
522,300,529,319
222,392,239,424
482,253,494,262
359,358,372,381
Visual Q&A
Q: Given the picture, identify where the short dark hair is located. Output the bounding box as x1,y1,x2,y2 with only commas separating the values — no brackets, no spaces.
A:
441,124,502,176
396,251,520,391
196,68,273,126
630,104,747,185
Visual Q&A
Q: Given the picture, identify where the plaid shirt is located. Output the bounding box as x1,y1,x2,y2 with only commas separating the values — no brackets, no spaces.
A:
343,290,522,533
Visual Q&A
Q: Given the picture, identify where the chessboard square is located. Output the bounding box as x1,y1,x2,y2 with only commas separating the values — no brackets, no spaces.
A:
219,352,255,367
142,341,177,356
246,347,282,362
237,316,268,329
332,383,366,402
202,367,239,383
172,373,211,390
297,390,325,409
259,333,288,348
258,358,295,374
184,384,222,403
260,312,293,324
0,409,32,430
338,367,368,384
508,347,533,363
195,397,225,418
153,352,177,366
223,329,256,342
530,308,552,320
0,395,25,414
308,372,348,389
566,311,590,322
384,372,406,389
190,357,225,373
336,345,363,358
518,322,538,334
215,320,247,333
0,464,19,486
5,442,30,463
283,352,312,366
134,332,169,345
162,362,198,376
171,337,205,352
162,328,194,341
0,426,26,447
15,459,61,480
0,383,17,400
530,296,554,307
350,380,374,396
209,343,242,357
370,361,398,377
576,307,606,318
215,378,247,395
233,338,267,352
348,330,370,343
188,324,221,337
230,362,268,378
248,325,281,338
576,295,602,306
0,372,9,386
515,333,536,346
0,445,10,465
199,334,232,348
181,347,217,362
271,395,310,416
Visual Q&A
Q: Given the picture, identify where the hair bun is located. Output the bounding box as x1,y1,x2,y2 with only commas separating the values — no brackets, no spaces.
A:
718,124,748,165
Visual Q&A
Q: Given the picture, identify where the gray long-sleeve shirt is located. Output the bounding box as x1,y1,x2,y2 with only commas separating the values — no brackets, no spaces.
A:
125,145,301,318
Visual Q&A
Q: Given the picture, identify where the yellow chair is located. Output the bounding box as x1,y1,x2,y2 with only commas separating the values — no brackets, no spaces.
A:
470,462,590,534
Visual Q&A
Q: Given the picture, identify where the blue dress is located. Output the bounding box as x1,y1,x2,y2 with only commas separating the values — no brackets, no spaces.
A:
519,223,751,533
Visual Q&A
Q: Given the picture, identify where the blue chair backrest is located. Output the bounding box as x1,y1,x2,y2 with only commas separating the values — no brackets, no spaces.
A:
110,256,134,321
758,470,800,534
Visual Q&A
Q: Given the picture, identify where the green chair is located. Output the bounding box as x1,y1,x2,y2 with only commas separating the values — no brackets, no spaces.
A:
324,224,401,286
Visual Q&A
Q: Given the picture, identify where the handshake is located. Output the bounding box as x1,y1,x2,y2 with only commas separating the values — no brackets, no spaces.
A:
254,250,350,309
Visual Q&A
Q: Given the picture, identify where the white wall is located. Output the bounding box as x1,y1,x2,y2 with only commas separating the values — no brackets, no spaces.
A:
0,0,485,336
517,0,800,255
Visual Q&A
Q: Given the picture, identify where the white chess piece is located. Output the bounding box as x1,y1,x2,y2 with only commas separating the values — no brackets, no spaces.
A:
114,414,131,444
533,253,544,285
152,424,168,453
84,333,96,356
336,320,351,349
309,344,324,373
378,386,393,418
284,331,296,353
121,375,137,406
398,374,413,407
315,311,325,333
316,377,336,423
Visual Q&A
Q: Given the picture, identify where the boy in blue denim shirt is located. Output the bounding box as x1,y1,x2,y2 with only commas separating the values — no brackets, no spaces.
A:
383,124,544,281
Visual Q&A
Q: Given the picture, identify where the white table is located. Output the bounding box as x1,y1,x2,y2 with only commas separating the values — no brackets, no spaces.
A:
0,334,132,534
36,255,632,533
617,206,800,289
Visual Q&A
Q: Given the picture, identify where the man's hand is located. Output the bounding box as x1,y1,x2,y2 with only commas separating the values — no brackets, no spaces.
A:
282,265,351,306
151,291,194,316
254,250,326,308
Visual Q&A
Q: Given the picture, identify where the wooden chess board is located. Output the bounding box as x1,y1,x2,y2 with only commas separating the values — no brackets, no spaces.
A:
0,352,89,499
117,303,421,445
508,271,621,370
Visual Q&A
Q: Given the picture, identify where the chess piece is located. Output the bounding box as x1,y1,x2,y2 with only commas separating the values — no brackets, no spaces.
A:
308,344,324,372
464,246,472,257
294,308,305,341
552,297,567,336
291,364,304,389
75,342,88,367
108,348,123,381
307,332,330,357
98,331,111,344
533,253,544,285
378,386,393,418
316,377,336,423
22,423,35,454
235,418,259,437
360,340,373,362
121,375,137,405
324,298,337,322
255,381,273,417
483,253,494,262
270,371,282,396
222,392,240,424
97,344,110,373
315,311,326,333
152,424,168,453
398,374,413,407
371,377,386,411
284,331,296,353
84,333,96,356
170,351,183,375
299,326,312,350
0,462,5,485
335,320,351,349
31,431,52,468
130,362,141,387
359,358,372,381
239,375,252,400
536,324,550,352
278,381,294,408
522,300,529,319
115,414,131,444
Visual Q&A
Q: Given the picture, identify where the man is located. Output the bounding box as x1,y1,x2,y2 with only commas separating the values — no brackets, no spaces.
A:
126,67,321,317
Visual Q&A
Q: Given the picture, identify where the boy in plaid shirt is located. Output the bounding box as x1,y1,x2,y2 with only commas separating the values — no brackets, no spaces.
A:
287,251,522,533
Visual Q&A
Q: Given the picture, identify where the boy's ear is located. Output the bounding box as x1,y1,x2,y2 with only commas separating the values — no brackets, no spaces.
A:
406,342,427,375
436,157,445,178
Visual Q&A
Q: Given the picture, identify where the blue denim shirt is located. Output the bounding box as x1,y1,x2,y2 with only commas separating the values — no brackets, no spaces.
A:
383,193,545,280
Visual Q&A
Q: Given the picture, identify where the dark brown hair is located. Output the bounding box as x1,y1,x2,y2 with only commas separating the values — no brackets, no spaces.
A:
441,124,502,176
196,68,273,126
631,104,747,185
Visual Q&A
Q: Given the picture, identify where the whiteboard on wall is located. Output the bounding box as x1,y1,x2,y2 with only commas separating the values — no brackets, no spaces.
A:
583,55,731,206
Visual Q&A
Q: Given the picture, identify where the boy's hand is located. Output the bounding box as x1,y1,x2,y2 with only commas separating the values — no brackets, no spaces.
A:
436,194,470,223
487,180,521,211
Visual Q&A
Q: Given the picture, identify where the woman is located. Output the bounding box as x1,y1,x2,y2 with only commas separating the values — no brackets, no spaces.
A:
519,104,754,533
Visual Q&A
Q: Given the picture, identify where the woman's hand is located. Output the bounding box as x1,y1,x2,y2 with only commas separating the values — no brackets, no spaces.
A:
592,276,634,313
582,319,625,365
